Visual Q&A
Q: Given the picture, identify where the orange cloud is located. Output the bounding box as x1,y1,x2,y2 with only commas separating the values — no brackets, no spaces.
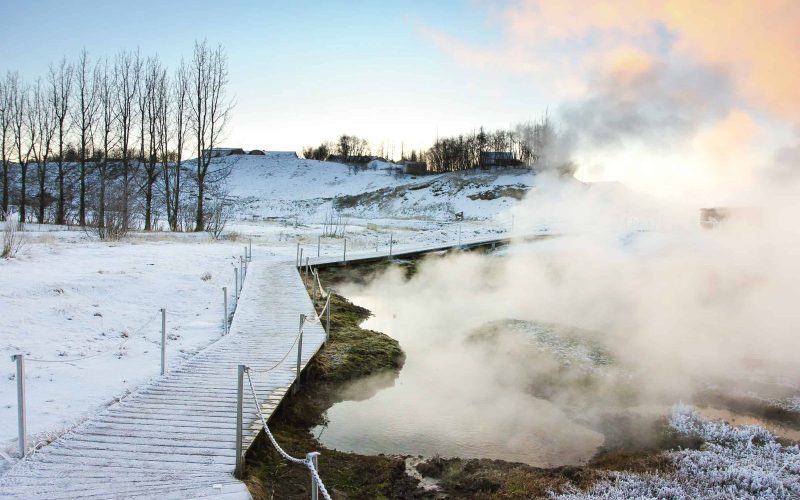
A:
431,0,800,120
663,0,800,119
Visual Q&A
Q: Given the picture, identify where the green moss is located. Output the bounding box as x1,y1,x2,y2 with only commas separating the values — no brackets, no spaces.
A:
244,269,413,499
307,293,404,382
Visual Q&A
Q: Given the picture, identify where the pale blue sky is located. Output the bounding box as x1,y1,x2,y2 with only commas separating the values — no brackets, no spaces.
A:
0,0,550,154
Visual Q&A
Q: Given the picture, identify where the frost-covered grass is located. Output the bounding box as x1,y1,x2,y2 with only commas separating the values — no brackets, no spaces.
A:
559,406,800,499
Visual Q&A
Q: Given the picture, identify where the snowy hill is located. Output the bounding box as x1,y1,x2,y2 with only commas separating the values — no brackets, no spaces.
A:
224,153,535,222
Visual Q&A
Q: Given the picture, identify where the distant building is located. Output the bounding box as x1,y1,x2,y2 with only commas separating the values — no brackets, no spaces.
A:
399,160,428,175
480,151,520,168
204,147,245,158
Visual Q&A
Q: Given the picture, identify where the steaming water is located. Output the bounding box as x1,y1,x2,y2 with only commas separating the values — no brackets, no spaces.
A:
314,292,605,467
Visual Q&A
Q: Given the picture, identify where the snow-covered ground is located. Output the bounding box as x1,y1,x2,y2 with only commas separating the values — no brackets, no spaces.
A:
0,231,252,463
559,406,800,499
225,153,531,223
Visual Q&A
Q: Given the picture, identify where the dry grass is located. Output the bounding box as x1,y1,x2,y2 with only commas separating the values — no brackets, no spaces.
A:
2,213,24,259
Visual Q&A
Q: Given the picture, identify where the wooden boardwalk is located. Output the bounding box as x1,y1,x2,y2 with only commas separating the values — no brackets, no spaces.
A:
0,260,327,499
307,233,550,268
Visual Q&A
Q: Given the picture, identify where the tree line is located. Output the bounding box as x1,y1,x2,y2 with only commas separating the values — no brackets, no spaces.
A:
0,40,233,237
301,114,573,176
423,116,552,172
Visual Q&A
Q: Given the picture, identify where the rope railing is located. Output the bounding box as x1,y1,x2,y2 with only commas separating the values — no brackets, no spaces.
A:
245,368,332,500
25,311,160,364
314,269,327,298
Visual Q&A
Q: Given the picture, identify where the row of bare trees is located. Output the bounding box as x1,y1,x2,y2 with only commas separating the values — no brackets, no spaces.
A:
299,116,566,175
0,40,233,236
302,134,371,161
424,114,558,172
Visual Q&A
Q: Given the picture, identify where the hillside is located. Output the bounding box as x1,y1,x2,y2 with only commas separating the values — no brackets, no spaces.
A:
224,152,535,222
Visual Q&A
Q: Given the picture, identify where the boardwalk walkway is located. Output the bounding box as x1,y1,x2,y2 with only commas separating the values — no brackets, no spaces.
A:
307,233,533,268
0,260,326,499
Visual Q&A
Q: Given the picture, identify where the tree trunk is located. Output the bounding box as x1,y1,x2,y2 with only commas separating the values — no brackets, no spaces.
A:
57,163,65,224
173,160,180,231
37,165,45,223
98,164,106,229
56,135,65,224
19,164,27,224
144,180,152,231
195,175,204,232
1,161,8,216
79,156,86,226
122,156,129,231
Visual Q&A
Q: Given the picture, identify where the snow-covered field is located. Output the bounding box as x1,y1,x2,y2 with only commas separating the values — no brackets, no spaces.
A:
0,231,249,461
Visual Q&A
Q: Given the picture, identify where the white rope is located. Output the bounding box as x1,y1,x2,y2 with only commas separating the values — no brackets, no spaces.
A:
26,311,159,363
314,270,327,298
309,294,331,324
245,370,333,500
249,326,303,374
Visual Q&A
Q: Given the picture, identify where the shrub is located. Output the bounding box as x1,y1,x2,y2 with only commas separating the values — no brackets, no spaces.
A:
1,212,24,259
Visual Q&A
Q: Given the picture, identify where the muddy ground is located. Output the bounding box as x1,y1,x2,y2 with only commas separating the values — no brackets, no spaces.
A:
244,257,800,499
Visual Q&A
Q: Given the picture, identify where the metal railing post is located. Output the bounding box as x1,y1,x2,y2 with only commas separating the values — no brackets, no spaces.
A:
343,238,347,266
248,238,252,262
240,256,244,285
234,364,246,478
317,235,321,257
305,257,309,281
296,242,300,266
295,314,306,393
299,248,304,269
223,287,229,335
326,290,332,342
160,308,166,375
234,267,239,303
11,354,26,458
308,452,320,500
389,233,393,259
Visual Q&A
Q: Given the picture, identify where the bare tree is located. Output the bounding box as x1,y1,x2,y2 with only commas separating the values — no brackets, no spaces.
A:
335,134,370,157
31,78,56,223
164,60,189,231
114,49,142,231
72,49,97,226
142,56,166,230
94,59,116,230
49,57,73,224
189,40,232,232
11,77,33,224
0,73,13,218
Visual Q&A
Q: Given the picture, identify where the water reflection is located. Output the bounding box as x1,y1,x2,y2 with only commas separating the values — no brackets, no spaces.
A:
315,293,604,467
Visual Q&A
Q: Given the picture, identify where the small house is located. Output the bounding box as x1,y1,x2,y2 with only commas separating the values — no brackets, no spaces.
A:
480,151,520,168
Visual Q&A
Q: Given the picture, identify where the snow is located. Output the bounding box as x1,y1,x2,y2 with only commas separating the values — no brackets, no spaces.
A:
558,406,800,499
0,232,247,463
223,154,535,223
